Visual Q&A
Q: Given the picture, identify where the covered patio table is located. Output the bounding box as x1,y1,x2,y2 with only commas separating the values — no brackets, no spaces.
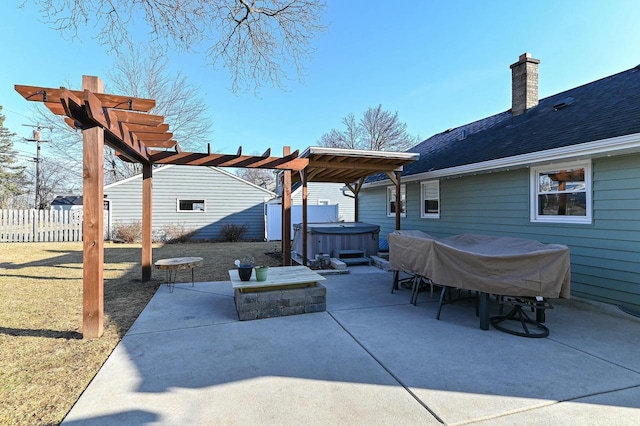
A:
389,231,571,331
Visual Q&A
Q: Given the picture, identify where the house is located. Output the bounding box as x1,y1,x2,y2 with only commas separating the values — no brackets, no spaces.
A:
50,195,83,212
359,53,640,315
104,165,275,241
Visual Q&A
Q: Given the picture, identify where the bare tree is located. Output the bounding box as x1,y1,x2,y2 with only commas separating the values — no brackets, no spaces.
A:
23,157,74,209
235,153,277,190
237,168,276,190
105,45,213,180
25,0,326,93
31,46,213,183
319,105,417,152
318,113,360,149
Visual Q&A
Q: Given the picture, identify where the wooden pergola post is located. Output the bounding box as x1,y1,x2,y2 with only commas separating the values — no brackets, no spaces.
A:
395,170,402,230
353,190,359,222
282,146,292,266
82,75,104,339
141,164,153,281
349,177,366,223
301,169,308,266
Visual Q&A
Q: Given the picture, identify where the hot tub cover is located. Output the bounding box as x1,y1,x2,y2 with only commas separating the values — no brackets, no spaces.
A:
388,231,570,298
294,222,380,235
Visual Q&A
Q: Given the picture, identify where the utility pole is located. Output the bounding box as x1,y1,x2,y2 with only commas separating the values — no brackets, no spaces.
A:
23,123,53,209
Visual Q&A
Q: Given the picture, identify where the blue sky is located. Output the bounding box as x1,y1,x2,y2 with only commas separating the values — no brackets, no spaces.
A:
2,1,640,166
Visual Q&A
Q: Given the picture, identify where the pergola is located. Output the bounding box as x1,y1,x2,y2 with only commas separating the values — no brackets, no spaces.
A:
15,75,418,338
292,147,419,264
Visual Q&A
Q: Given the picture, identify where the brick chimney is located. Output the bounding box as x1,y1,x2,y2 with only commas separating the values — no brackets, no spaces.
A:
510,53,540,115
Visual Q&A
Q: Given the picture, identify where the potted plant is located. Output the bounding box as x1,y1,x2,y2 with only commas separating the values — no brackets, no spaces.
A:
254,265,269,282
235,255,255,281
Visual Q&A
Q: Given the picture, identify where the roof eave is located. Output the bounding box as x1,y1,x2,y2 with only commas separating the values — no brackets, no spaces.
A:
363,132,640,187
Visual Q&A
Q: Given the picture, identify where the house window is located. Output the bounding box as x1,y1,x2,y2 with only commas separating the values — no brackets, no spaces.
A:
530,160,591,223
317,199,330,206
421,180,440,218
177,199,205,212
387,185,406,217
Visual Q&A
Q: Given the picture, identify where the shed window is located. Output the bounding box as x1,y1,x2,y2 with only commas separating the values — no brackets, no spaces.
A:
421,180,440,218
387,185,406,217
530,160,591,223
178,199,205,212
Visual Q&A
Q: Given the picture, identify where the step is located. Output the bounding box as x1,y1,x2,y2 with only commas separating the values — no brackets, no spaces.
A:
332,249,366,258
330,258,347,270
340,257,371,266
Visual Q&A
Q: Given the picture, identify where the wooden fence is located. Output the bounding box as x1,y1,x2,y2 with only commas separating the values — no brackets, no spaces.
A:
0,209,83,242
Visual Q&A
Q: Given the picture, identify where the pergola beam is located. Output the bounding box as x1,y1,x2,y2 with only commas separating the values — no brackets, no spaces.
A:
308,160,404,172
148,151,309,170
15,84,155,112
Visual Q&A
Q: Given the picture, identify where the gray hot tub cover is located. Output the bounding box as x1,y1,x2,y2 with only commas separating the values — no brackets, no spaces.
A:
388,231,570,298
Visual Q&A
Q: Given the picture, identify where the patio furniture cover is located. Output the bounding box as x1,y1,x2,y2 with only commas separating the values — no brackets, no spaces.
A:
388,231,571,298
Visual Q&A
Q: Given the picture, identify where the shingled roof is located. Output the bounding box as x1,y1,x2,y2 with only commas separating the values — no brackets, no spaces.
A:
369,64,640,183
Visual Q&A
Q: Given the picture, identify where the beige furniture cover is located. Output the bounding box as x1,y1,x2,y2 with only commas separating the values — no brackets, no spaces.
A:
388,231,571,298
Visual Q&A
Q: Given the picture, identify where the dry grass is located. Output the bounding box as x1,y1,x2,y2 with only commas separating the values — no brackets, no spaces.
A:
0,241,283,425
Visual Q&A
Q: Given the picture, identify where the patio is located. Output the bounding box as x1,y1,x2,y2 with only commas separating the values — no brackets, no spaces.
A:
63,268,640,425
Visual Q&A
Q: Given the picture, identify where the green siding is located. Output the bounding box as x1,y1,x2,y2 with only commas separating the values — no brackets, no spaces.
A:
359,153,640,313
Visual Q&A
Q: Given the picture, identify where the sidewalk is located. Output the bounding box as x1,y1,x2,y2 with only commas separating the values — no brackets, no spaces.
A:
63,269,640,425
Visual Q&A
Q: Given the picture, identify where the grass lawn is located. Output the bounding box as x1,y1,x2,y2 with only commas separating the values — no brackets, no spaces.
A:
0,241,283,425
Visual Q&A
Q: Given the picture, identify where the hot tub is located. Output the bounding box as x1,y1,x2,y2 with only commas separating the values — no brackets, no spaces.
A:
293,222,380,262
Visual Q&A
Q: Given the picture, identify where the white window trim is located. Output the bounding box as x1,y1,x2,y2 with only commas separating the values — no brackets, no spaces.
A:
530,160,592,224
177,198,206,212
420,180,440,219
386,185,406,217
317,199,330,205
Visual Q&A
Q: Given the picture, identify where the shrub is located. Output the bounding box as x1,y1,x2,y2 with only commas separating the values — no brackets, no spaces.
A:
113,221,142,243
220,223,248,242
162,223,196,243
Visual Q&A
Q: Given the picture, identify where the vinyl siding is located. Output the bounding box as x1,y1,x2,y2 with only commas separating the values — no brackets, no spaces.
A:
105,165,274,240
359,153,640,313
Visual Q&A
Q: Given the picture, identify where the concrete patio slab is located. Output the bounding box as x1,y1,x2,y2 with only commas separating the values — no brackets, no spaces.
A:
64,310,438,425
331,303,640,424
63,270,640,425
478,386,640,425
127,281,238,335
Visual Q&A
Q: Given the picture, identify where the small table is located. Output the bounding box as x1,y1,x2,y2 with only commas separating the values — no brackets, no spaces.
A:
155,257,203,292
230,266,327,321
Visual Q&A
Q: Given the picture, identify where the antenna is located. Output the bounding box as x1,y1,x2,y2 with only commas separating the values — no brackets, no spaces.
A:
22,123,53,209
